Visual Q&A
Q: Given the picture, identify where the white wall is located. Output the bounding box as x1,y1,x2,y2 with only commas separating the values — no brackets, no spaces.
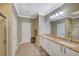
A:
39,15,50,35
12,5,18,55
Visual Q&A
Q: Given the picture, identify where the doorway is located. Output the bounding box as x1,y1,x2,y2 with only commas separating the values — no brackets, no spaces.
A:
31,18,39,44
22,22,31,43
0,15,6,56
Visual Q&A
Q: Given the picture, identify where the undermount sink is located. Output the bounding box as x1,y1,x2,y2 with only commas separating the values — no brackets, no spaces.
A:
61,41,77,48
67,43,77,47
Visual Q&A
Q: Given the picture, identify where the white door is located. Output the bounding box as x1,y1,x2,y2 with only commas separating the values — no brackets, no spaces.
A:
22,22,31,43
57,23,65,38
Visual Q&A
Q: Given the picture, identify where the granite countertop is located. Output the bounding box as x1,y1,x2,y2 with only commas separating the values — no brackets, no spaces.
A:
41,34,79,53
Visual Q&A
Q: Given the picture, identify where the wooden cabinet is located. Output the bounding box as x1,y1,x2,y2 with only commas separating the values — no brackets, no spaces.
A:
40,36,79,56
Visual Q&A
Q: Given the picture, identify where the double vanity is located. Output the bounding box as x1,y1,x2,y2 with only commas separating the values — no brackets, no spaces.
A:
40,34,79,56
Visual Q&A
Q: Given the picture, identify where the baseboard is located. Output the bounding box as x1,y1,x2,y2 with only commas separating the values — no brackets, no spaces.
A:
14,45,19,56
40,46,49,56
18,42,24,46
18,42,31,46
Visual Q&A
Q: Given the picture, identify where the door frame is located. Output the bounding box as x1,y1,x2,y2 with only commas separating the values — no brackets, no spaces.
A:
0,12,7,56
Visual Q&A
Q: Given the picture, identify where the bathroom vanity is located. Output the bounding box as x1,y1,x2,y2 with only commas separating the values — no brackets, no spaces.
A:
40,34,79,56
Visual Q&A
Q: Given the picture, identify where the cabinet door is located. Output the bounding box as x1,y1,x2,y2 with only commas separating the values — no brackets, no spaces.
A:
40,37,49,52
63,47,79,56
40,37,62,56
48,40,62,56
40,37,46,50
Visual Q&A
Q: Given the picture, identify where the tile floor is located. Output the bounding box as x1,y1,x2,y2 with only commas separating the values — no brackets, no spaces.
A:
15,43,48,56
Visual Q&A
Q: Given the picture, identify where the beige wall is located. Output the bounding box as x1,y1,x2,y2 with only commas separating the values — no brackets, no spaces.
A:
31,17,39,45
31,19,36,37
31,17,39,37
0,4,13,55
17,17,22,43
0,16,5,55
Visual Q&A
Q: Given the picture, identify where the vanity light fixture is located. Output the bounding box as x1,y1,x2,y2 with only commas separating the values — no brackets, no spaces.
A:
50,15,53,19
50,9,64,19
50,14,56,19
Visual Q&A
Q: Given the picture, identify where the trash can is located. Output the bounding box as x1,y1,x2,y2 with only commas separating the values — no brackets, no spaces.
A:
31,37,36,43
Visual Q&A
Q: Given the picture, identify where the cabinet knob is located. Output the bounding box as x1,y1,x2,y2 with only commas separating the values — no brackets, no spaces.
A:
64,48,66,53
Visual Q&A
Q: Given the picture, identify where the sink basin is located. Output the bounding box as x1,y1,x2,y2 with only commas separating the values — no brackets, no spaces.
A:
67,43,77,47
61,41,77,48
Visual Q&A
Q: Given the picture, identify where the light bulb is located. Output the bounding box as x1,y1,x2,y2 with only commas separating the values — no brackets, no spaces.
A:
59,11,63,15
50,16,53,19
50,15,56,19
56,13,59,16
53,15,55,18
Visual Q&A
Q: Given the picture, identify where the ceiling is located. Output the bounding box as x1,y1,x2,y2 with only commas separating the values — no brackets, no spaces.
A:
14,3,64,18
